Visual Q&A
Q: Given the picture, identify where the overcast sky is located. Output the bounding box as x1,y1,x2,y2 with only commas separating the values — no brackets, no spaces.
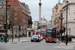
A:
19,0,63,22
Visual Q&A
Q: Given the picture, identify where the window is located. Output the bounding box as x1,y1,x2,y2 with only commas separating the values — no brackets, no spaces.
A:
0,16,2,19
3,6,6,8
3,0,5,4
15,17,17,21
15,13,17,16
0,22,2,25
0,6,2,8
15,8,17,11
0,0,2,4
66,1,69,3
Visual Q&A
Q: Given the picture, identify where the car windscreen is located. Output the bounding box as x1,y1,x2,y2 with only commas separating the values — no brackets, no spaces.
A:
32,35,38,38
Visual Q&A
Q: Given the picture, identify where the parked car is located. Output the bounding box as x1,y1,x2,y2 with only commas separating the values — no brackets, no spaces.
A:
31,35,41,42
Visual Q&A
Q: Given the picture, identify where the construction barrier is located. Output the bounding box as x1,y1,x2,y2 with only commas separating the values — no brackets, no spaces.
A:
0,37,4,42
0,37,10,42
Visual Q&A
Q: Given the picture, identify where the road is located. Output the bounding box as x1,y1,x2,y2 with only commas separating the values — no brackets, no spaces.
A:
0,39,75,50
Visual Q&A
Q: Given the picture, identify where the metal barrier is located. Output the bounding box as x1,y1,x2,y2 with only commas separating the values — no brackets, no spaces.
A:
0,37,10,42
7,37,10,42
0,37,4,42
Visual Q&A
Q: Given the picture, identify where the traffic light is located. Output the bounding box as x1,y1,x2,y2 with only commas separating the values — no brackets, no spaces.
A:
8,24,10,29
19,26,21,31
63,27,65,32
4,24,7,29
60,30,63,33
4,24,10,29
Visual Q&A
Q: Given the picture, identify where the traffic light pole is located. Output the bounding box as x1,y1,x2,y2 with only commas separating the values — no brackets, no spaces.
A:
6,0,8,35
18,30,20,42
4,0,8,43
18,26,20,42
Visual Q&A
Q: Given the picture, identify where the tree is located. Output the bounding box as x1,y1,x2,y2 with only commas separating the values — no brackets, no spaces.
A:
7,3,21,42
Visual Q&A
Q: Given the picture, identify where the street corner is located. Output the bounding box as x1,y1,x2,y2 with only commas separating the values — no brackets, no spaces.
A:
54,45,75,50
57,41,75,48
55,42,75,50
58,42,66,46
56,40,61,43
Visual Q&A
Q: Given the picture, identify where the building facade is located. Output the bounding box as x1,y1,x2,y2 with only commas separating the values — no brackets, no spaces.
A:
63,0,75,36
51,2,63,25
0,0,32,36
55,10,63,33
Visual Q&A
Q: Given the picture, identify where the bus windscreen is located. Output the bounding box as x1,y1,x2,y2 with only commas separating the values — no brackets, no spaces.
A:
41,31,45,36
47,25,56,29
46,26,56,38
41,29,45,36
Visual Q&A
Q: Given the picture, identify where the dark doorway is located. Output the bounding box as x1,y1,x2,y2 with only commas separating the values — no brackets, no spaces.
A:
33,33,34,35
29,32,31,37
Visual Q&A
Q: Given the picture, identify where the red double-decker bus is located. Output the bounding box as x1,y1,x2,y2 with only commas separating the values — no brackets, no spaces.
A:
40,28,46,39
45,25,57,43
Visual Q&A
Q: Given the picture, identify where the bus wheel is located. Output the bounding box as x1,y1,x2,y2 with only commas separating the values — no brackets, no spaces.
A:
46,41,48,43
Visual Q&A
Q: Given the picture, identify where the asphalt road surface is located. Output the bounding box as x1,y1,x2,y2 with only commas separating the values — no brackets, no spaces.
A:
0,40,75,50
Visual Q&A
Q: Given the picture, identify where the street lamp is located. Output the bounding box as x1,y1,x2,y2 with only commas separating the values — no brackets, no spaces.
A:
66,0,69,45
5,0,11,43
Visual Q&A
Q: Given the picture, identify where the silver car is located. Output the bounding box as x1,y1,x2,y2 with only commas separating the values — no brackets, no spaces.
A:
31,35,40,42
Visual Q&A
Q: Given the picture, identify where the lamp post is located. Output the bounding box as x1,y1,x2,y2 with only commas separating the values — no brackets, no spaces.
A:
5,0,11,43
66,1,69,45
69,28,71,36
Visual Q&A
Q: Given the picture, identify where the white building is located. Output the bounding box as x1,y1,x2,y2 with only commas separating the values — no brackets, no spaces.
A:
40,17,47,24
32,17,50,33
63,0,75,36
32,21,39,31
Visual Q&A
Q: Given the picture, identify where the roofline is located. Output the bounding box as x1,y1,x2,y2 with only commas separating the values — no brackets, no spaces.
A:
62,3,75,9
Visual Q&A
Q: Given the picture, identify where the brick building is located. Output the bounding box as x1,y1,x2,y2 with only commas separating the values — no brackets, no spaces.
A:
55,10,63,33
0,0,32,35
0,0,6,31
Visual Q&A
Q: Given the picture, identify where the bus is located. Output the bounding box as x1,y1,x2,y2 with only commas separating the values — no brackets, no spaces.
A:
45,25,57,43
40,28,46,39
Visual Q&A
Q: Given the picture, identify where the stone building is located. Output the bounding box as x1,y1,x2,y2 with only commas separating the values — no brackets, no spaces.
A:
51,2,63,25
63,0,75,36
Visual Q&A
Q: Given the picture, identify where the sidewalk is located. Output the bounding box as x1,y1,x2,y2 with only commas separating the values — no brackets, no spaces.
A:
0,37,30,44
57,38,75,46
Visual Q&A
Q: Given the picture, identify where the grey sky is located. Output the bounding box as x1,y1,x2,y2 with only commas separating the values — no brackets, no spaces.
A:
19,0,63,22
